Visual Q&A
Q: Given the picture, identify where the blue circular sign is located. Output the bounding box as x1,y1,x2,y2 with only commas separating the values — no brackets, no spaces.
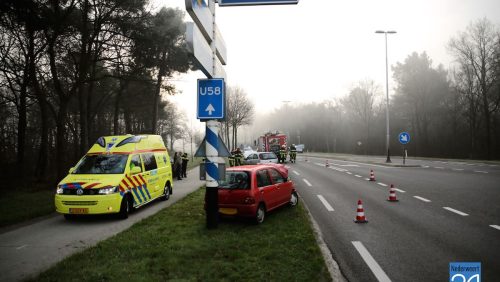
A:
399,132,410,145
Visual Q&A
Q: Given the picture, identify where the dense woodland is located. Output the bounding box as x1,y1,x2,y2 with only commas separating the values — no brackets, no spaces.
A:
251,18,500,160
0,0,193,185
0,1,499,191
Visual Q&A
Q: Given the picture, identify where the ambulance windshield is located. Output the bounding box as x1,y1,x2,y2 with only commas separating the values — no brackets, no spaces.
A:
73,154,128,174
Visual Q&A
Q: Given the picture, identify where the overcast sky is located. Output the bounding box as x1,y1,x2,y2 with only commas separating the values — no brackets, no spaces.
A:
159,0,500,129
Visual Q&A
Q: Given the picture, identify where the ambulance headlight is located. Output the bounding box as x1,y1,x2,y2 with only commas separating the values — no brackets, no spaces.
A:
56,187,64,194
98,187,118,195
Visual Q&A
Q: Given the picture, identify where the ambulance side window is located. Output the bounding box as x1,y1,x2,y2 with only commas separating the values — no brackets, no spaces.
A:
142,153,158,171
130,155,142,172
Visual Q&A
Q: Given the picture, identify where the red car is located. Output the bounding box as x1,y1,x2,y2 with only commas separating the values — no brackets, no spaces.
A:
216,164,298,223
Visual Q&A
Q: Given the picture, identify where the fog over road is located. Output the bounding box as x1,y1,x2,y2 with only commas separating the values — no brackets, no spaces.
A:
290,155,500,281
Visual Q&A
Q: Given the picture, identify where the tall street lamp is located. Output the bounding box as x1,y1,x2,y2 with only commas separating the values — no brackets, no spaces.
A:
375,30,396,163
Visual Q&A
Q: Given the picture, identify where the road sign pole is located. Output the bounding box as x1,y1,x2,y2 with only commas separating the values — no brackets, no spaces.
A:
205,0,219,229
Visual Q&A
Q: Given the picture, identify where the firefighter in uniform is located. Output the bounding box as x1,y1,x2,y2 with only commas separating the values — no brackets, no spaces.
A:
289,144,297,163
234,148,244,166
229,150,236,167
279,145,287,164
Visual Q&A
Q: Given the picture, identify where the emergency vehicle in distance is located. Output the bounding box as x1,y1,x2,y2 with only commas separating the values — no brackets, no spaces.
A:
55,134,173,220
257,131,288,156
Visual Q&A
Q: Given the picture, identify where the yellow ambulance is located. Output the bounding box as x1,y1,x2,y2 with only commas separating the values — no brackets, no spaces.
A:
55,134,173,219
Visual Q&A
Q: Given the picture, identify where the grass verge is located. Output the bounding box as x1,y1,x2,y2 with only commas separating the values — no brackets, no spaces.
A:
0,188,55,228
31,188,330,281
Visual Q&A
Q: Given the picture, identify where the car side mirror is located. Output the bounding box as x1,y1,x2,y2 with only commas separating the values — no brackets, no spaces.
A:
68,167,75,174
130,166,141,175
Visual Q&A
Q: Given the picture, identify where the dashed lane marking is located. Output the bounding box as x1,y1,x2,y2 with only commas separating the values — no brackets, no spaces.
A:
352,241,392,282
422,166,430,168
377,183,387,187
303,179,312,187
393,188,406,193
490,225,500,231
413,196,431,202
474,170,488,174
346,172,352,175
355,175,362,178
317,195,334,211
434,167,444,169
293,170,300,176
443,207,469,216
452,168,464,171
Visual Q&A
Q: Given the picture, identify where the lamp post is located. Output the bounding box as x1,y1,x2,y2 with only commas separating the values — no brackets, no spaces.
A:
375,30,396,163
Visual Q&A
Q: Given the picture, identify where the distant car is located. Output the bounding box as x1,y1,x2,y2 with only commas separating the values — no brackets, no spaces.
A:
215,165,298,223
244,152,278,165
295,144,304,153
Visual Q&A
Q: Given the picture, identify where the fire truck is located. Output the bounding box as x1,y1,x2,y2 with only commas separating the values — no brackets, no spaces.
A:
257,131,288,156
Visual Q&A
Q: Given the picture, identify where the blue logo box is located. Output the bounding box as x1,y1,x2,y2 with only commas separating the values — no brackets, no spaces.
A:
449,262,481,282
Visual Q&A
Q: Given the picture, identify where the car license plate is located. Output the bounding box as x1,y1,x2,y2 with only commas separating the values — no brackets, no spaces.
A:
219,208,237,215
69,208,89,214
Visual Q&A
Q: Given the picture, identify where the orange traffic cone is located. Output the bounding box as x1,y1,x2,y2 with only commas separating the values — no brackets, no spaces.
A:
369,170,376,181
354,199,368,223
325,160,330,167
387,184,399,202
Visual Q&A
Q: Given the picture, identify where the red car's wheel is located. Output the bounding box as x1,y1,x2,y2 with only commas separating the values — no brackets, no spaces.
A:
289,191,299,206
255,204,266,224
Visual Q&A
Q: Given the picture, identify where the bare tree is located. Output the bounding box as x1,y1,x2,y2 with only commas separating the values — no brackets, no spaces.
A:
341,79,380,154
448,18,500,159
224,86,254,150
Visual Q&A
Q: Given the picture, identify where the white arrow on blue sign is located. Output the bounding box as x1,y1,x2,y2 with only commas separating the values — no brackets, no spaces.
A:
399,132,410,145
219,0,299,6
197,78,225,120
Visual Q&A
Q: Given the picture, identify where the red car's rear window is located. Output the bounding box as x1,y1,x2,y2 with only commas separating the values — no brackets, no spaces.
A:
219,171,251,189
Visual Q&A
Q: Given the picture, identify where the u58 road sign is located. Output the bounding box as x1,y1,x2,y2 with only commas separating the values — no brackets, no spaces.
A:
197,78,225,120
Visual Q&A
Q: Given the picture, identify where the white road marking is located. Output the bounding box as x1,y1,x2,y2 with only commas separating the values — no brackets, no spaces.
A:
489,164,498,167
393,188,406,193
303,179,312,187
340,164,359,167
452,168,464,171
490,225,500,231
443,207,468,216
413,196,431,202
474,170,488,174
365,178,370,181
317,195,334,211
377,182,387,187
352,241,392,282
422,166,430,168
293,170,300,176
16,244,28,250
355,175,362,178
434,167,444,169
346,172,352,175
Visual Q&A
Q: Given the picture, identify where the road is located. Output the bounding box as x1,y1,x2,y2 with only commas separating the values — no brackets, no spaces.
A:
290,155,500,282
0,168,204,282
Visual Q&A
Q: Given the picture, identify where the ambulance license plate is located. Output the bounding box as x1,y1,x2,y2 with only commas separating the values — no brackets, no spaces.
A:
69,208,88,214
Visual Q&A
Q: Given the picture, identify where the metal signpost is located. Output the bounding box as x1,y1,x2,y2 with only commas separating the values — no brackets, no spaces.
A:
398,132,410,165
185,0,299,229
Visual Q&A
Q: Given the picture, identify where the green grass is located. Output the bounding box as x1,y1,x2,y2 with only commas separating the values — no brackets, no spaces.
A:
31,188,330,281
0,188,55,228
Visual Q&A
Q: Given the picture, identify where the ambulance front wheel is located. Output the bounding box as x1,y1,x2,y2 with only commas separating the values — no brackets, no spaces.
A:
117,194,132,219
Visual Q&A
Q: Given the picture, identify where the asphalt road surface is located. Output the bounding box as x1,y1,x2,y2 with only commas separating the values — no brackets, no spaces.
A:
290,155,499,282
0,168,204,282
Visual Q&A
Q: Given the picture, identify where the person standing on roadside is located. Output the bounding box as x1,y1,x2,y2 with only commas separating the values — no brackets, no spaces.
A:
174,152,182,180
181,152,189,178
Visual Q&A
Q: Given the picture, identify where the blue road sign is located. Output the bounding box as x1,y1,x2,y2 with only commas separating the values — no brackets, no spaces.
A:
197,79,225,120
219,0,299,6
399,132,410,145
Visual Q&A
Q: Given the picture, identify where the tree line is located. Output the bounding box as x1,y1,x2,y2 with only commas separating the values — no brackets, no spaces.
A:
251,18,500,160
0,0,192,184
